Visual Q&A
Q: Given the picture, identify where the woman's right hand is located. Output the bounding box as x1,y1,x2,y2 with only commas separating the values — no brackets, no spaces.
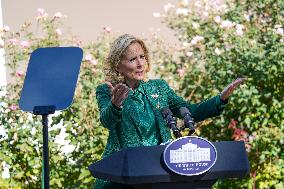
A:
106,82,130,108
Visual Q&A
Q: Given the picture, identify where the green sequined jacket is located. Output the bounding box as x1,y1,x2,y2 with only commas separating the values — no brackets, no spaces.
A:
94,79,226,188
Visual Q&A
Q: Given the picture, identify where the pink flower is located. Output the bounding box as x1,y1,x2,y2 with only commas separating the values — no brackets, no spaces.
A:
55,29,62,35
177,68,185,78
9,38,17,45
228,119,237,129
53,12,62,18
36,8,48,20
20,41,30,48
103,26,111,33
10,104,18,111
85,54,93,61
37,8,45,16
16,70,24,77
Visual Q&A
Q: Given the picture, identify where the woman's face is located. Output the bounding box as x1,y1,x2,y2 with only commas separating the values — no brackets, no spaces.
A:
117,42,147,88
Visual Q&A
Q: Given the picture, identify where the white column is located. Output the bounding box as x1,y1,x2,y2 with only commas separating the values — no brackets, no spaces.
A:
0,0,7,88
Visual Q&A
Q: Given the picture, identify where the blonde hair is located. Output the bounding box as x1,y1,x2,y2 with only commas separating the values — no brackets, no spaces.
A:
104,34,150,84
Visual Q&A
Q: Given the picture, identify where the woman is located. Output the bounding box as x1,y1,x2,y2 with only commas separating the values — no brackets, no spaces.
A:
94,34,244,189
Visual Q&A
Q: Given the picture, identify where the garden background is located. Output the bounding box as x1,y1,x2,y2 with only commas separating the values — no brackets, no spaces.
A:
0,0,283,188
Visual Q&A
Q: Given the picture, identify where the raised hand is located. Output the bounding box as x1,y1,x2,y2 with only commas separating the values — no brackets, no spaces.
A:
220,77,245,100
106,82,131,108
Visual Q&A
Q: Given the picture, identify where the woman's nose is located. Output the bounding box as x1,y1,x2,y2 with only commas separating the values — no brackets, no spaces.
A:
136,57,144,67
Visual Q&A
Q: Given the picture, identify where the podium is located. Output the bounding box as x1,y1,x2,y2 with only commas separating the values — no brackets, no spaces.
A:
89,141,250,189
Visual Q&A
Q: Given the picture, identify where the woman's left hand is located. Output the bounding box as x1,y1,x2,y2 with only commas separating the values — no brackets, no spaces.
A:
220,77,246,101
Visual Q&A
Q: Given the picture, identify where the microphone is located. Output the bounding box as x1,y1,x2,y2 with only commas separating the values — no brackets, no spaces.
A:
179,107,195,135
161,107,182,138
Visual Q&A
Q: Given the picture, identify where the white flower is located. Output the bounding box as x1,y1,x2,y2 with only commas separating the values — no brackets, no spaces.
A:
194,1,202,8
192,22,200,29
164,3,175,12
181,0,189,7
235,24,244,36
0,39,4,48
182,42,190,47
176,8,190,16
214,48,222,55
186,51,193,57
53,12,62,18
91,59,98,65
55,29,62,35
85,54,93,61
31,127,36,136
202,11,209,18
3,26,10,32
190,35,204,45
220,20,235,29
214,16,222,24
61,144,75,155
1,162,10,179
244,14,250,21
153,12,161,18
276,28,283,35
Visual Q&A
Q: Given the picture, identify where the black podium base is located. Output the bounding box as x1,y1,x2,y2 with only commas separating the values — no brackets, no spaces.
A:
134,180,216,189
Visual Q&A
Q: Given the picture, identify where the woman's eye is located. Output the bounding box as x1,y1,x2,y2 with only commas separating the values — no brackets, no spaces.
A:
129,58,136,63
140,55,145,59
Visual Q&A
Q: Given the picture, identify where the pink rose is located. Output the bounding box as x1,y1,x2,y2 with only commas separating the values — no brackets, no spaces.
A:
16,70,24,77
10,104,18,111
177,68,185,78
20,41,30,48
103,26,111,33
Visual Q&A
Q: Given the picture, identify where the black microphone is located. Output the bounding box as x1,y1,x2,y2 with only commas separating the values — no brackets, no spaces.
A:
161,107,182,138
179,107,195,135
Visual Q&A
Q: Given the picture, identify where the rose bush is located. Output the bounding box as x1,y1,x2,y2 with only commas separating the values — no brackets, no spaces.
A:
154,0,284,188
0,8,112,188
